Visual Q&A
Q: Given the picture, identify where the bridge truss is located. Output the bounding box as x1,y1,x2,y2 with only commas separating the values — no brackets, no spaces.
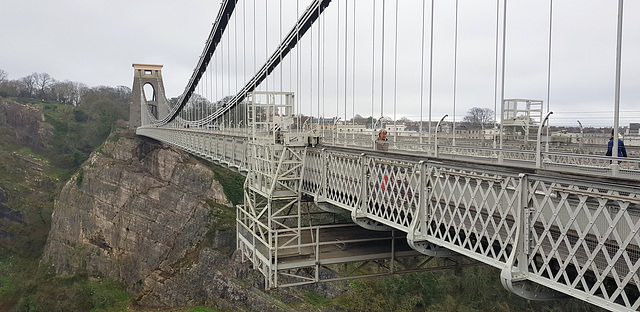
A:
132,0,640,311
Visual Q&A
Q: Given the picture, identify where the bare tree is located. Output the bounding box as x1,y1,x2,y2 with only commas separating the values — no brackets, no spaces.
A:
350,114,367,125
35,73,54,99
21,73,38,97
0,69,7,83
72,82,89,106
51,80,76,104
0,80,22,97
463,107,494,126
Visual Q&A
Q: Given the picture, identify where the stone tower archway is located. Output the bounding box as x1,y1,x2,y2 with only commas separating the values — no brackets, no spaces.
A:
129,64,170,129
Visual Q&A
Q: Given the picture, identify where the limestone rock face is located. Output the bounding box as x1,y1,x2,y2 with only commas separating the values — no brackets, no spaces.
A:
42,131,279,310
0,98,53,149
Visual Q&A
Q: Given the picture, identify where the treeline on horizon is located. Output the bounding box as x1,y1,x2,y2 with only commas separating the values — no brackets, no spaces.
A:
0,68,130,106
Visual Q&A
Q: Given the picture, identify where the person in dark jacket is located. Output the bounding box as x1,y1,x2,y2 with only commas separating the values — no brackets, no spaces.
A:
606,129,627,157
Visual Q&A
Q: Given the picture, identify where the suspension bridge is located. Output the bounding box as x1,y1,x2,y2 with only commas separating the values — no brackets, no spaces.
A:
130,1,639,311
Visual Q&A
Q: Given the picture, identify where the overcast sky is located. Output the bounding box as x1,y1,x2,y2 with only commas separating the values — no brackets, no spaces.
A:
1,0,638,127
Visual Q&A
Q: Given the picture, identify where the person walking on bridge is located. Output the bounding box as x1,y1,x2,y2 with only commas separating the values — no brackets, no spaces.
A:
606,129,627,158
376,128,389,151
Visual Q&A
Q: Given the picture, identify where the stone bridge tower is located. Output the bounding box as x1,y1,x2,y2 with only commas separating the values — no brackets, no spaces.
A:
129,64,170,129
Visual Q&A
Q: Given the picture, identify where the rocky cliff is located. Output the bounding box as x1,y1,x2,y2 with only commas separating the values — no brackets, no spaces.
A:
42,131,284,310
0,98,58,258
0,98,53,149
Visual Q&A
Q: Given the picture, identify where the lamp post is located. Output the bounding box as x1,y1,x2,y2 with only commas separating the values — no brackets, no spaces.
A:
577,120,583,152
333,117,341,145
435,114,448,158
536,112,553,168
612,0,624,178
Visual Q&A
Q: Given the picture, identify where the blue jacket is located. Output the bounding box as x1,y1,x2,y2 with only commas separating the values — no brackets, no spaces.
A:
606,138,627,157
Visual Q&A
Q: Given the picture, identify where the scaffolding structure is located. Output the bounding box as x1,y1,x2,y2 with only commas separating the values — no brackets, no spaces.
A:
236,92,442,288
501,99,543,144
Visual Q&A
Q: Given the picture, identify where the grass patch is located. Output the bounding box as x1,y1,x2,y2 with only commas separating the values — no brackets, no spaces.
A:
88,280,130,312
106,131,121,143
76,168,84,186
204,161,245,206
44,166,72,181
4,265,131,312
304,290,328,307
188,307,220,312
207,200,236,232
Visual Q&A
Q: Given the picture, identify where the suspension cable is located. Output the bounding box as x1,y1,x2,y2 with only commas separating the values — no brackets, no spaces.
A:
499,0,507,149
419,0,426,144
337,0,340,122
215,34,219,115
309,5,312,124
428,0,434,144
352,0,356,128
280,0,283,94
452,0,459,146
371,0,376,132
296,0,300,130
234,5,238,95
393,0,398,142
243,0,246,91
381,0,385,123
493,0,499,148
545,0,554,152
265,0,268,93
253,0,256,80
344,0,348,131
234,8,238,129
221,17,225,117
320,6,324,133
227,13,231,97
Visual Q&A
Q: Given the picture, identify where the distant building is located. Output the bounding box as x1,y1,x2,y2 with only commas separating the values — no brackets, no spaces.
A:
337,123,367,133
381,123,405,134
310,118,336,131
551,132,579,144
454,124,497,141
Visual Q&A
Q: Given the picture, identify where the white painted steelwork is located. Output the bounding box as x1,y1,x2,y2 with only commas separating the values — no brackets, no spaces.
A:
139,118,640,310
131,0,640,308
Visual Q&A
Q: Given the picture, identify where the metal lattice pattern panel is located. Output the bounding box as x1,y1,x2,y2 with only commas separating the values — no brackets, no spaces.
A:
439,145,496,159
137,128,249,169
364,158,420,230
527,177,640,310
302,150,323,195
246,144,277,195
425,165,520,266
323,153,363,209
542,153,640,180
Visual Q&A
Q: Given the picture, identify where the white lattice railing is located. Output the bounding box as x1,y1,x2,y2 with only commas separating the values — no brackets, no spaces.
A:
303,149,640,312
138,126,640,180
